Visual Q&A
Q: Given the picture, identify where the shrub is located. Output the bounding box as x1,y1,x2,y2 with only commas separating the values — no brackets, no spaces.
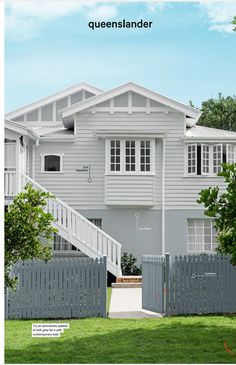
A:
121,252,141,275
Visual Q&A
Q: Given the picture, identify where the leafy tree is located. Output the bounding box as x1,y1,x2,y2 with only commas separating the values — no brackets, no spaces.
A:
5,184,57,289
232,16,236,31
198,94,236,132
197,163,236,264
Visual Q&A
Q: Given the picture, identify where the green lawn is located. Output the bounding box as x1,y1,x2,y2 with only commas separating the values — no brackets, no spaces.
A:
5,316,236,363
107,287,112,313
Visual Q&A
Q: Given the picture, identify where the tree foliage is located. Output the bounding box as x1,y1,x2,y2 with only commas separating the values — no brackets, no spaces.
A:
198,94,236,132
5,184,57,288
197,163,236,264
121,252,141,275
232,16,236,31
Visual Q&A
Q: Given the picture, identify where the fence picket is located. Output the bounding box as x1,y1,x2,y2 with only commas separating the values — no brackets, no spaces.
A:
6,257,107,319
142,254,236,316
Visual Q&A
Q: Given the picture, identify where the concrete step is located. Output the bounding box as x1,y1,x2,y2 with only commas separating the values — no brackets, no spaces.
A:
112,282,142,288
116,275,142,283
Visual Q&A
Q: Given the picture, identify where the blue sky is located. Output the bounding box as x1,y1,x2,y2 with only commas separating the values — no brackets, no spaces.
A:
5,1,236,112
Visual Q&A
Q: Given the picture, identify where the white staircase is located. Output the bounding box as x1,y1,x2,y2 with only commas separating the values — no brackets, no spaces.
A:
21,174,122,277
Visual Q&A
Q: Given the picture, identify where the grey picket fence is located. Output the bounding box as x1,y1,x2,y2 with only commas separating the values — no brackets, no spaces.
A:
5,256,107,319
142,254,236,315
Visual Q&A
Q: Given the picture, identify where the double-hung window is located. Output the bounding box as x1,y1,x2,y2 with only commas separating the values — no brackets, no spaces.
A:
108,139,154,174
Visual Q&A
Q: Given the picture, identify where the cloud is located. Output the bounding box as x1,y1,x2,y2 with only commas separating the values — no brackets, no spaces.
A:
5,0,118,40
86,5,118,20
146,2,167,14
199,2,236,34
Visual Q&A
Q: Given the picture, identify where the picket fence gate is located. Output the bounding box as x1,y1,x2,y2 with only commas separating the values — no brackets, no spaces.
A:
5,257,107,319
142,254,236,315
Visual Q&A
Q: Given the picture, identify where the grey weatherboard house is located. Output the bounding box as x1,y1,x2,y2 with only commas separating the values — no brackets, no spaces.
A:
4,82,236,277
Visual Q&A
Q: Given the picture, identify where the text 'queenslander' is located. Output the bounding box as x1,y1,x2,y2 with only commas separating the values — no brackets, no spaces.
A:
88,19,153,30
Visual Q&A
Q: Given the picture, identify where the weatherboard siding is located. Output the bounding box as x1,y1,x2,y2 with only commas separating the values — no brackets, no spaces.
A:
34,109,228,210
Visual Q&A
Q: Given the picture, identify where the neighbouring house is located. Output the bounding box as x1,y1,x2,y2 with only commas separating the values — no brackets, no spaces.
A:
4,82,236,277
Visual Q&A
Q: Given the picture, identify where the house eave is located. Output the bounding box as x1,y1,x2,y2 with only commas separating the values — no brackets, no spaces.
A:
5,82,103,120
39,136,76,142
184,137,236,143
94,129,167,139
5,119,39,140
60,82,201,121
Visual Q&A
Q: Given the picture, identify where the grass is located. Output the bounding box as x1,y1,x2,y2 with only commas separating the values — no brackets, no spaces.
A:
107,287,112,313
5,316,236,363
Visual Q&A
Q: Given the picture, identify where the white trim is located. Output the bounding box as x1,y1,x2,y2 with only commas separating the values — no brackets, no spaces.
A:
187,219,217,253
94,129,167,139
110,98,114,114
6,82,103,119
38,107,42,122
40,153,64,173
128,91,132,114
187,144,197,175
213,144,223,174
61,82,201,120
226,144,235,164
201,144,209,175
146,98,150,114
107,138,155,175
162,138,166,256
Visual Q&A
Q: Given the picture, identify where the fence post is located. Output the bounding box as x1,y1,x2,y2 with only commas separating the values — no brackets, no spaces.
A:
5,287,9,320
165,253,170,316
100,256,107,318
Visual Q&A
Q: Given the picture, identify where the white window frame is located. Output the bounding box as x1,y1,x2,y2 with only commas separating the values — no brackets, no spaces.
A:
201,144,209,175
106,138,155,175
187,144,197,175
213,144,223,174
40,153,64,173
187,219,217,253
226,144,235,164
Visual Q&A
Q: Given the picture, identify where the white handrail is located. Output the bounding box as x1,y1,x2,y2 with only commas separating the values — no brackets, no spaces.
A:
21,173,121,276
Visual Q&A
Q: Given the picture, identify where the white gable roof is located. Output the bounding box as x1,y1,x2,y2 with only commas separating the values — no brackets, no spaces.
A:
60,82,201,121
6,82,103,120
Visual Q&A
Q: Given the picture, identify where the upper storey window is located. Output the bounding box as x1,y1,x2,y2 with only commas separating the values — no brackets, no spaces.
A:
108,139,154,174
187,143,235,176
41,154,64,173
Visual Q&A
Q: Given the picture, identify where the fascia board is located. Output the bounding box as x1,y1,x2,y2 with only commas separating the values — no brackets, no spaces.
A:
6,82,103,119
94,129,167,139
39,137,76,142
61,82,201,120
184,137,236,142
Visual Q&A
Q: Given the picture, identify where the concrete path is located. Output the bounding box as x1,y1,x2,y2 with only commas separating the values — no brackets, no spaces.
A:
109,288,162,318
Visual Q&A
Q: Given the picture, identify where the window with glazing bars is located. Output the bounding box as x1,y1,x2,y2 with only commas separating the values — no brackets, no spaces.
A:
187,219,217,252
187,144,196,174
140,140,151,172
125,140,136,171
213,144,222,174
227,144,235,164
110,140,120,171
201,144,209,174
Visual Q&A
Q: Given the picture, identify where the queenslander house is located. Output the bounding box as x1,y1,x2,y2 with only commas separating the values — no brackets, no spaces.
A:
5,82,236,277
